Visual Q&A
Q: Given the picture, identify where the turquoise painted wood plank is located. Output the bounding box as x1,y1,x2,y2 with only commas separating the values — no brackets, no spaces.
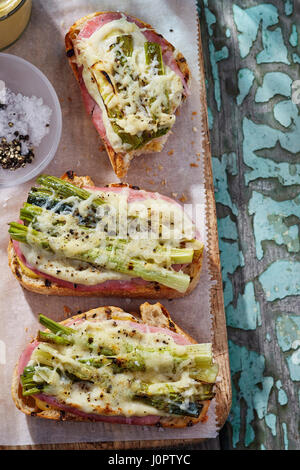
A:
199,0,300,450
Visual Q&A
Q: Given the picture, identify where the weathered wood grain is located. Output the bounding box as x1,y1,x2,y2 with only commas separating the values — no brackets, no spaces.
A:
200,0,300,450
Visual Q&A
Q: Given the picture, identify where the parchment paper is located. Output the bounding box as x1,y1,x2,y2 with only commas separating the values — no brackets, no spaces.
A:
0,0,218,445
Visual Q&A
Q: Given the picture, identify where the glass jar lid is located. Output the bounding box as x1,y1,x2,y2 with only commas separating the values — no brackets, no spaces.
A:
0,0,24,19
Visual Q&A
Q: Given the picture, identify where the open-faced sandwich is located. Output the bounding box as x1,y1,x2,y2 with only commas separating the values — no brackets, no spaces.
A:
65,12,190,177
8,172,203,297
12,302,218,427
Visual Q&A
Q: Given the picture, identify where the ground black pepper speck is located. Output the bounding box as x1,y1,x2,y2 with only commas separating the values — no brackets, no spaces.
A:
0,135,34,170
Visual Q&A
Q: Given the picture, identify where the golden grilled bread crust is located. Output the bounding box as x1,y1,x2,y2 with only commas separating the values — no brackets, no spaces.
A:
65,12,191,178
8,173,203,298
11,302,211,427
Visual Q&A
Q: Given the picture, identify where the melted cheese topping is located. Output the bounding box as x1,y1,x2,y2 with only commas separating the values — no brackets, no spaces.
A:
20,243,131,286
75,18,184,153
27,319,215,417
21,187,200,287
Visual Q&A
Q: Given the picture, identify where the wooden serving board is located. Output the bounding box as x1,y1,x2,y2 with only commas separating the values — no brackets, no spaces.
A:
0,16,231,450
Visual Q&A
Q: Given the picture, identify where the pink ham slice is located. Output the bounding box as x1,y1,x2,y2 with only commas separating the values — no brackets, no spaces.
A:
34,393,162,425
18,318,191,424
18,340,39,376
73,12,189,151
15,185,198,292
77,12,121,40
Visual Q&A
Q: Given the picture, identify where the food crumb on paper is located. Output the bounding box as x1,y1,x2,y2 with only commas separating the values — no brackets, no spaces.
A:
63,306,72,317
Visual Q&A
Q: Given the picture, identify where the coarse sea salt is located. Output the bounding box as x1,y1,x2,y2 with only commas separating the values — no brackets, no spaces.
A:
0,81,52,154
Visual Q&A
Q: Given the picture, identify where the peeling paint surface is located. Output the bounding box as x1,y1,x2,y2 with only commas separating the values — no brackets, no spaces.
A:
228,341,274,447
275,380,288,406
259,261,300,301
255,72,292,102
237,68,255,105
289,24,298,47
212,153,238,215
226,281,261,330
248,191,300,259
276,314,300,352
199,0,300,449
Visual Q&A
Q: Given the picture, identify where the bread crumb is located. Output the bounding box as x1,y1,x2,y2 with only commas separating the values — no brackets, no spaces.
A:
192,111,197,115
196,152,201,156
179,193,187,203
158,164,164,171
64,306,72,317
190,163,199,167
148,179,155,184
192,127,198,132
161,179,166,185
172,192,178,198
167,150,174,156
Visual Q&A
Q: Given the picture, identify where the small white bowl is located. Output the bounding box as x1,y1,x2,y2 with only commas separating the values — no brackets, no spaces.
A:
0,53,62,188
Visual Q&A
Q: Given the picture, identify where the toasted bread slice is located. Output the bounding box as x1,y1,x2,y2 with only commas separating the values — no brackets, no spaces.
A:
12,302,213,427
65,12,190,178
8,173,203,298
